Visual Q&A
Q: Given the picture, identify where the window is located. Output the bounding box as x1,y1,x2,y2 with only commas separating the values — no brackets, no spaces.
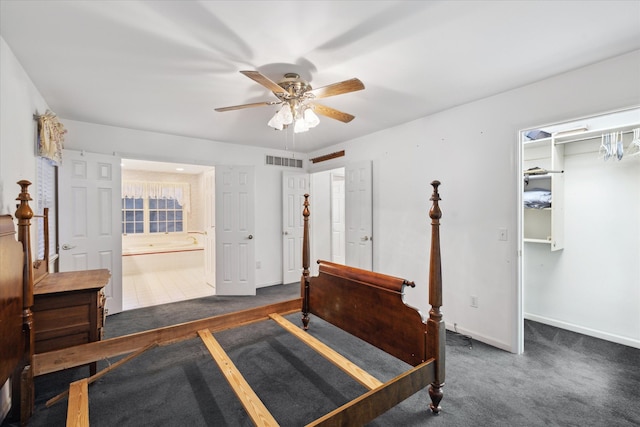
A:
122,197,144,234
149,197,183,233
36,156,57,260
121,181,190,235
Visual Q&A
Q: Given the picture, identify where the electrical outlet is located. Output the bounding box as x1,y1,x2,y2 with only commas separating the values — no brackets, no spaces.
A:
498,227,508,241
470,295,479,308
256,261,261,269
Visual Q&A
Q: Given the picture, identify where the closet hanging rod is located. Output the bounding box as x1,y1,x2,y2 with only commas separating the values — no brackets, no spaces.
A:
524,168,564,176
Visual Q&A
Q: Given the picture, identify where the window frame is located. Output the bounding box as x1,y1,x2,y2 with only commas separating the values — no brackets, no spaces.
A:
121,195,186,235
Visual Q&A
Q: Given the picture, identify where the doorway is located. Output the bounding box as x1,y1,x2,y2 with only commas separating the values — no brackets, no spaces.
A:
518,107,640,352
120,158,215,310
307,167,346,276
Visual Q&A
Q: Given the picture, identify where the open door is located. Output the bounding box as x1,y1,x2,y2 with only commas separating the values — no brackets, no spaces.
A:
204,169,216,287
345,161,373,270
58,149,122,314
215,166,256,295
330,171,346,265
282,171,309,284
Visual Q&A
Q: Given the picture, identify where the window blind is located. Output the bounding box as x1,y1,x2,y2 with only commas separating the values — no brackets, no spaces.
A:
37,157,57,260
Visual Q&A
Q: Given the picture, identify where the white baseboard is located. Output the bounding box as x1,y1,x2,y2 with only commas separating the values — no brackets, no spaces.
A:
256,281,283,289
524,313,640,349
445,322,514,353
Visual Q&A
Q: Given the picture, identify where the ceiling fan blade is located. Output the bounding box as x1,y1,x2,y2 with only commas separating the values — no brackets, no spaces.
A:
308,78,364,99
215,101,278,112
240,70,288,96
311,103,355,123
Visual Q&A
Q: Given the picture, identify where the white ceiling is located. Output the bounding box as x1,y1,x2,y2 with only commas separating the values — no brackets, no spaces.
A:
2,1,640,154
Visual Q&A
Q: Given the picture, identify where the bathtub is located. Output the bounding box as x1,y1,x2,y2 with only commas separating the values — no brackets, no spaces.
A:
122,234,205,275
122,239,204,256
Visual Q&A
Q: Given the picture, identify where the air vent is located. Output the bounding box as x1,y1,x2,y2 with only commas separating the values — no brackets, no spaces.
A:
266,155,303,168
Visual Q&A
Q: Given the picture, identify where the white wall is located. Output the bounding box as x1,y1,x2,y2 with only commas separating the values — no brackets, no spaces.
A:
0,37,50,214
308,50,640,352
0,34,52,424
61,119,304,289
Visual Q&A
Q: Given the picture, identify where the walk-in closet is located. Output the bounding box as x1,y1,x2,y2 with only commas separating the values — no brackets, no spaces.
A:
521,107,640,348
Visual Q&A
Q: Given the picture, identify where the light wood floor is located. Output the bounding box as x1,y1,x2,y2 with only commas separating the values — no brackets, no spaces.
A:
122,266,214,310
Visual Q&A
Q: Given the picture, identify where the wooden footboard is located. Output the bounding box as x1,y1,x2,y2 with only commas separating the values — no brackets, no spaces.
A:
300,180,445,415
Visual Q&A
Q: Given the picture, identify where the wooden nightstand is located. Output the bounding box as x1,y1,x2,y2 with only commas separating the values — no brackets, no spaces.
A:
33,269,110,375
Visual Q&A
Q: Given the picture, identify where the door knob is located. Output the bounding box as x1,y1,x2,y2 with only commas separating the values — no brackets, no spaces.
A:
248,234,253,240
361,236,369,241
61,244,76,250
283,231,289,235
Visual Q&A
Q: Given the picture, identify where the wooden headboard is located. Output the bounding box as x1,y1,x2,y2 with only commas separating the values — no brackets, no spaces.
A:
1,181,38,424
0,215,24,389
300,180,444,371
309,260,426,366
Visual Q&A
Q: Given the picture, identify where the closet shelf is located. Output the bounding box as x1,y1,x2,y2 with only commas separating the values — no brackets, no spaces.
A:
522,132,564,251
524,238,552,244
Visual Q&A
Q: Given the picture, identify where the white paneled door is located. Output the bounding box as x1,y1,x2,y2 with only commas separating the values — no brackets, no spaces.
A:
58,149,122,314
215,166,256,295
282,171,309,284
345,161,373,270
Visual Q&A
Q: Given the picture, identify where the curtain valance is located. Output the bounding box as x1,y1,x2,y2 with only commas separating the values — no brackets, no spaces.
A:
122,181,191,213
36,110,66,165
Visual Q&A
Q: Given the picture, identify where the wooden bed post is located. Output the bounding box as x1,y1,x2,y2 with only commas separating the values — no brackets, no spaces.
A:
14,180,35,423
301,194,311,330
426,180,445,414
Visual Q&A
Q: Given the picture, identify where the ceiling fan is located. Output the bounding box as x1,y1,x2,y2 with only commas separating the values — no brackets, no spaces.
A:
215,71,365,132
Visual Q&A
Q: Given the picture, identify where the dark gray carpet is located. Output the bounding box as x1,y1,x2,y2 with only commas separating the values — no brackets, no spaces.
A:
3,283,639,426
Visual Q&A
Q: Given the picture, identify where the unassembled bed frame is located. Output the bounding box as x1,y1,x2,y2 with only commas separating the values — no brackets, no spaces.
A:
0,179,444,426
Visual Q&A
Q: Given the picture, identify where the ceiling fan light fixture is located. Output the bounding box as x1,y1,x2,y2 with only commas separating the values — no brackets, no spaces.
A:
217,70,363,133
278,103,294,125
294,116,309,133
267,112,284,130
303,107,320,128
268,103,294,130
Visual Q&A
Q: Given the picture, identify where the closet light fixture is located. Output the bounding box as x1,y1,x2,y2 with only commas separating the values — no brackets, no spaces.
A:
554,126,589,136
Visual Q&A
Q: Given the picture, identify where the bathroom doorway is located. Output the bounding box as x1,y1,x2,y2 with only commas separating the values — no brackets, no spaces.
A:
120,158,215,310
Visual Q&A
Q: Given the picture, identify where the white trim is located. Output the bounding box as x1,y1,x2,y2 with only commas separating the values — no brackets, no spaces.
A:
524,313,640,350
445,322,513,353
515,129,525,355
256,280,282,289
